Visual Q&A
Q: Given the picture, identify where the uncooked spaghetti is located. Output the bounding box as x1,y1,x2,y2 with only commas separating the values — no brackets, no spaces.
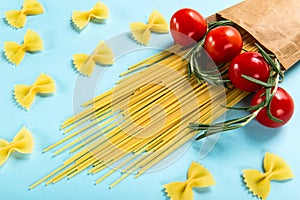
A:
30,29,257,190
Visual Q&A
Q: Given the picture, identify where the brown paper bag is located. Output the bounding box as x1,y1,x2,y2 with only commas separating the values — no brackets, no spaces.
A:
207,0,300,70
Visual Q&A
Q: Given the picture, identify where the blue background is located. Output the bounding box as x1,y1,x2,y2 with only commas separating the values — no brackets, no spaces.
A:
0,0,299,199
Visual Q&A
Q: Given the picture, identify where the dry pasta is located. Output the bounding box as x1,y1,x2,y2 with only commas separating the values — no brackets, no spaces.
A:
130,10,169,45
73,41,114,76
30,30,256,190
72,2,109,30
14,73,56,110
5,0,44,29
243,152,293,200
164,161,215,200
4,29,43,66
0,127,34,166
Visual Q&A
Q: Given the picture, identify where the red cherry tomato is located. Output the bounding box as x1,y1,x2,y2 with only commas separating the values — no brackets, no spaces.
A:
170,8,207,46
251,87,294,128
228,52,270,92
204,26,243,63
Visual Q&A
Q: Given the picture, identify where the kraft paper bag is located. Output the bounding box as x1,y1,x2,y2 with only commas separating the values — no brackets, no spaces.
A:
207,0,300,70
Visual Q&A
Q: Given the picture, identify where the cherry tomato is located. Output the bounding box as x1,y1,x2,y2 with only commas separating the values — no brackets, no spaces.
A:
170,8,207,46
228,52,270,92
251,87,294,128
204,26,243,63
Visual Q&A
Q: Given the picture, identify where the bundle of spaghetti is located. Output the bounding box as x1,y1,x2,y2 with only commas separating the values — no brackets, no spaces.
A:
30,31,257,189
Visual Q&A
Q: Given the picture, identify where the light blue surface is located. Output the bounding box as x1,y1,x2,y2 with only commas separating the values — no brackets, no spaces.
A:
0,0,299,199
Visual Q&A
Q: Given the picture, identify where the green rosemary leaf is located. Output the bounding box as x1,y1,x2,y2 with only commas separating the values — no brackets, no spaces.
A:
198,68,219,74
194,71,212,78
255,43,284,79
183,38,205,61
275,58,285,81
241,74,274,87
265,87,272,103
191,114,253,131
266,100,283,123
195,132,209,140
194,63,226,76
222,115,254,126
182,45,196,61
220,68,228,75
194,38,205,52
180,43,196,51
189,123,211,128
222,102,264,111
197,78,204,85
222,79,231,83
264,83,282,123
206,125,241,135
221,104,249,110
268,54,276,58
194,72,204,83
208,20,233,30
247,102,266,111
189,55,195,74
187,62,191,79
256,44,274,66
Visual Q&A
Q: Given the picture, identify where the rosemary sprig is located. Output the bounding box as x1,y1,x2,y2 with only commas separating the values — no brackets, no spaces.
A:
190,108,262,140
207,20,233,30
190,44,285,140
241,75,274,88
183,20,234,86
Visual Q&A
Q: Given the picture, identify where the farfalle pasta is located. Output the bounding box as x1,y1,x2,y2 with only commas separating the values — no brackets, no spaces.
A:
5,0,44,29
14,73,56,110
164,161,215,200
130,10,169,45
243,152,293,200
73,41,114,76
0,127,34,166
72,2,109,30
4,29,43,66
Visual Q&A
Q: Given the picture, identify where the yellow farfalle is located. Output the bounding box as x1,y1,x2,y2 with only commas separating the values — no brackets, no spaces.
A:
72,2,109,30
243,152,293,200
4,29,43,66
0,127,34,166
164,161,215,200
5,0,44,29
14,73,56,110
130,10,169,45
73,41,114,76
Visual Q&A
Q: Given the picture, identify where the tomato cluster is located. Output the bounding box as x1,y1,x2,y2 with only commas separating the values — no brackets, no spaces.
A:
170,8,294,128
170,8,242,64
